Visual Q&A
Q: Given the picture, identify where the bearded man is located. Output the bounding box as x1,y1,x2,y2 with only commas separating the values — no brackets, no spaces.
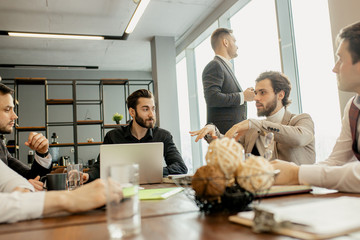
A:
85,89,187,182
191,71,315,165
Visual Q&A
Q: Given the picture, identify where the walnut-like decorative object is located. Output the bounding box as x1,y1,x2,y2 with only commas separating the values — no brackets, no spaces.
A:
236,155,274,193
192,165,226,198
205,137,244,179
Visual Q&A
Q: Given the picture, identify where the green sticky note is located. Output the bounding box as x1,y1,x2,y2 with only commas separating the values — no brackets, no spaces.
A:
139,187,184,200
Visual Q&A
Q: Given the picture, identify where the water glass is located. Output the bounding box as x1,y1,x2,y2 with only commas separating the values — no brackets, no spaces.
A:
66,164,82,190
106,163,141,239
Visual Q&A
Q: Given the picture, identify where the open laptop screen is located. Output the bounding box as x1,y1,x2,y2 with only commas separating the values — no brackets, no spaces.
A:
100,142,164,184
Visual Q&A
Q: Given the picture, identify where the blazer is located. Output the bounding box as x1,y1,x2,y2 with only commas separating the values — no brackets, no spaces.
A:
202,56,246,134
0,141,52,179
240,110,315,165
207,110,316,165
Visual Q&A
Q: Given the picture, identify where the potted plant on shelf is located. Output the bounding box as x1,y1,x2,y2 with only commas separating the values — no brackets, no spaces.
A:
112,112,123,125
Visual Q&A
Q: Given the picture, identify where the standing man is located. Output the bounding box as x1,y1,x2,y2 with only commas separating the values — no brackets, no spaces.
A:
85,89,187,182
0,83,52,191
272,21,360,193
203,28,255,134
191,71,315,165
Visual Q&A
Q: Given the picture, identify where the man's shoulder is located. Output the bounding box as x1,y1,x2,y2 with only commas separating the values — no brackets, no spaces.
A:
153,126,171,135
203,57,223,71
105,125,128,136
287,111,314,124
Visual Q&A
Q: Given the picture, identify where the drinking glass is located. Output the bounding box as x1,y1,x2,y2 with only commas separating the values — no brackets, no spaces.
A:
106,163,141,239
66,164,82,190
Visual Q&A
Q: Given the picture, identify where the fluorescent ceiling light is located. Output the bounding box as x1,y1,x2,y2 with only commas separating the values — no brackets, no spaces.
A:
8,32,104,40
125,0,150,34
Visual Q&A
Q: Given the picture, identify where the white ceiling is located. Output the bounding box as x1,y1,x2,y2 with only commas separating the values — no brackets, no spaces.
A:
0,0,225,72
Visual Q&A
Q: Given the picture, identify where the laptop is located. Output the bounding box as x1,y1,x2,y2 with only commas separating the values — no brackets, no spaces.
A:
100,142,164,184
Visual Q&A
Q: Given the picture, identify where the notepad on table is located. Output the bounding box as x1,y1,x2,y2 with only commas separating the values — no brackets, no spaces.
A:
139,187,184,200
229,196,360,239
255,185,312,198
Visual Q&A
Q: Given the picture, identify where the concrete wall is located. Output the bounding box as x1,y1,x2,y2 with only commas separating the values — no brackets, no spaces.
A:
151,36,182,152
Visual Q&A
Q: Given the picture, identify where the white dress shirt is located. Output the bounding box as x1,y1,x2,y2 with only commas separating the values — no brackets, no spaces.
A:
0,160,45,223
299,95,360,193
34,152,52,169
216,54,245,105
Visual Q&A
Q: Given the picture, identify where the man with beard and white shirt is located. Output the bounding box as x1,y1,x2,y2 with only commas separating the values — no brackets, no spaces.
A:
0,82,52,191
84,89,187,182
271,21,360,193
190,71,315,165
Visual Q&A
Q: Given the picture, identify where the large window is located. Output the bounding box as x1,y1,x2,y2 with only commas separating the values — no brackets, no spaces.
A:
193,35,213,165
176,0,342,169
291,0,341,161
176,57,193,172
230,0,282,119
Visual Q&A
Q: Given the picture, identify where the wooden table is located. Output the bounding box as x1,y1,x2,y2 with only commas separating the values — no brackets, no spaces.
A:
0,185,358,240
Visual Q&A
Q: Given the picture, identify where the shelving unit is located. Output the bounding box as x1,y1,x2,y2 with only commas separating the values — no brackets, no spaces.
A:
3,78,153,163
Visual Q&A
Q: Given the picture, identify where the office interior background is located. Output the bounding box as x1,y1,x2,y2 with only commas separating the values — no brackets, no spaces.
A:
0,0,359,173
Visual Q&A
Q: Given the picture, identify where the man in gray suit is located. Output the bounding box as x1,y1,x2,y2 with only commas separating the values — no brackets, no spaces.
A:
202,28,255,134
191,71,315,165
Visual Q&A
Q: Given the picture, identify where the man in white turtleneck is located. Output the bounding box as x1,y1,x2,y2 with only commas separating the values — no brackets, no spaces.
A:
190,71,315,165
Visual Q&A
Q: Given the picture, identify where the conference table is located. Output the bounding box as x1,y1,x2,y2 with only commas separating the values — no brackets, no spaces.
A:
0,183,359,240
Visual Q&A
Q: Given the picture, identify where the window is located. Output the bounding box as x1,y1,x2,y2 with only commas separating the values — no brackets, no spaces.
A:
176,57,193,172
291,0,341,161
193,35,213,165
230,0,282,119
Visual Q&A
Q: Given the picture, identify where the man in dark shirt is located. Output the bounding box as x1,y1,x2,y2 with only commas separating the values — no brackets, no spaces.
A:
84,89,187,182
0,83,52,191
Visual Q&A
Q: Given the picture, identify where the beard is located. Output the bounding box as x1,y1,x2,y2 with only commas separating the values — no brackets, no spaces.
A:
257,97,278,117
0,122,14,134
134,112,156,129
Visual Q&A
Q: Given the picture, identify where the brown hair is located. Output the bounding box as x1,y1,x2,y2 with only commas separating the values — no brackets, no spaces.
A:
255,71,292,107
126,89,153,110
0,83,14,95
338,21,360,64
211,28,233,51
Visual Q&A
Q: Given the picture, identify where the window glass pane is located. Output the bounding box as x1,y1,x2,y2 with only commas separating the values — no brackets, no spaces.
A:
194,36,213,165
291,0,341,161
176,57,193,172
231,0,282,119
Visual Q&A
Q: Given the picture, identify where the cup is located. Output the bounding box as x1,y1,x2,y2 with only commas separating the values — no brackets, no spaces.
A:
106,163,141,239
66,164,82,190
41,173,67,191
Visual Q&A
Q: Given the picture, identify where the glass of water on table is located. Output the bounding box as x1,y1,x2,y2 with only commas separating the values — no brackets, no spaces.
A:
66,163,83,190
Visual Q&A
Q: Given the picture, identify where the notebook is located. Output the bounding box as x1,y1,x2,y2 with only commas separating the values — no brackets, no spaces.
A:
100,142,164,184
255,185,312,198
229,196,360,239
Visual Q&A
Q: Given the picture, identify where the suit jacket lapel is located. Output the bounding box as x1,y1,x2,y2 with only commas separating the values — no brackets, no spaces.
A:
272,109,293,160
215,56,242,92
242,128,259,153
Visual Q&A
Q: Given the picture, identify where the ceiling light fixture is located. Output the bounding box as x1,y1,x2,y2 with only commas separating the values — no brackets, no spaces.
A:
122,0,150,39
8,32,104,40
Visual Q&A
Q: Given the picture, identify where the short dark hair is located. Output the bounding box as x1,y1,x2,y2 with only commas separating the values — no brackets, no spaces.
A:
255,71,292,107
338,21,360,64
127,89,154,110
211,28,233,51
0,83,14,95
